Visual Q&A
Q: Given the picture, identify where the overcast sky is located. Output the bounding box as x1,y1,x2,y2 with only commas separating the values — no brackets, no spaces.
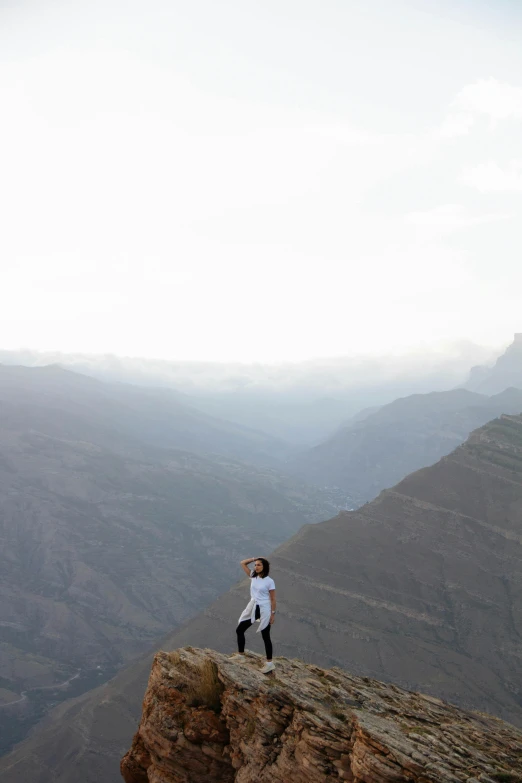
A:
1,0,521,362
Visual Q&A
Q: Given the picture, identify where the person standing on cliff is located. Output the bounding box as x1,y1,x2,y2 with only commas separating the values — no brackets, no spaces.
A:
232,557,276,674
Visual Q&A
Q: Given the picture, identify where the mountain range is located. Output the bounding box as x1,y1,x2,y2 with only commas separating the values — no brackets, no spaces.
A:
2,335,522,781
2,412,521,782
0,364,335,755
0,363,291,465
289,386,522,503
0,340,499,445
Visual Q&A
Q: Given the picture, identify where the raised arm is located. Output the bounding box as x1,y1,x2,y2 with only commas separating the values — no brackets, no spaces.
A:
240,557,255,576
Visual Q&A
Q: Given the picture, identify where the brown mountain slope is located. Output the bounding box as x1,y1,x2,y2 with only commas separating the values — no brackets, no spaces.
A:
289,386,522,503
2,414,522,783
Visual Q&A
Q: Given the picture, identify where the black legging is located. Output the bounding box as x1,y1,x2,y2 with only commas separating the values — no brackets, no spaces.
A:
236,604,273,660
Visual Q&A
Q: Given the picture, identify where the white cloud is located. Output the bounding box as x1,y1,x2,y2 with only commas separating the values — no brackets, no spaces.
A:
404,204,510,230
435,78,522,138
460,160,522,193
454,78,522,123
434,112,475,139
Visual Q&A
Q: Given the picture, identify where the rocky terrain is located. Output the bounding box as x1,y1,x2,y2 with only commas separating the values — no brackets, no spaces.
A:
289,385,522,502
466,333,522,395
0,364,334,753
121,647,522,783
2,413,521,783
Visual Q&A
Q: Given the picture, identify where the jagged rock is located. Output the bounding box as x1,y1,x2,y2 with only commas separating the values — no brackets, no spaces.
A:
466,333,522,394
121,648,522,783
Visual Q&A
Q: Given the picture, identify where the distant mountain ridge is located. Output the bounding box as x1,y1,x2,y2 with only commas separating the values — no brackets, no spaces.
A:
2,413,521,783
0,341,500,444
0,363,291,466
289,385,522,503
465,332,522,395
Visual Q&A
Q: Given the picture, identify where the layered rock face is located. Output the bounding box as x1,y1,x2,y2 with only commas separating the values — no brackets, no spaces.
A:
121,647,522,783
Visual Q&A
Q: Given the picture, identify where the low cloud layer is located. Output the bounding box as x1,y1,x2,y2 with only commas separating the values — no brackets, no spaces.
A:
0,339,502,395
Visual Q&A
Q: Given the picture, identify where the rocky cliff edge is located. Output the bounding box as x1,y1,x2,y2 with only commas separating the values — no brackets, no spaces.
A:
121,647,522,783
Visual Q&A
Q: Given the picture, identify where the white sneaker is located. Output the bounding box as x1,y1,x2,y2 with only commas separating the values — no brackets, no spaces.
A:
260,661,275,674
229,653,246,661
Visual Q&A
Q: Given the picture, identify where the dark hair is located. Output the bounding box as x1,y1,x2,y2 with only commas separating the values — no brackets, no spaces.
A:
251,557,270,578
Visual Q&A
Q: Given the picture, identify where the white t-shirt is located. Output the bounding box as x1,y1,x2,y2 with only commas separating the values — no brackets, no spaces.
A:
250,575,275,603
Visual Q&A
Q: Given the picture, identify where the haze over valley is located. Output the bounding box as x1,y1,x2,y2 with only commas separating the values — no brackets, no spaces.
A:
2,1,522,781
290,337,522,503
2,336,522,771
3,408,522,782
0,363,336,753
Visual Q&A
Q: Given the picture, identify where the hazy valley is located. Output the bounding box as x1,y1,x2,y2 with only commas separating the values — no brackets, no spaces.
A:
1,337,522,781
0,364,336,754
2,411,522,781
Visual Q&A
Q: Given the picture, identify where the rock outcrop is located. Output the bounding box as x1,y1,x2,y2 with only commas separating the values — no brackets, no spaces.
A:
121,647,522,783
